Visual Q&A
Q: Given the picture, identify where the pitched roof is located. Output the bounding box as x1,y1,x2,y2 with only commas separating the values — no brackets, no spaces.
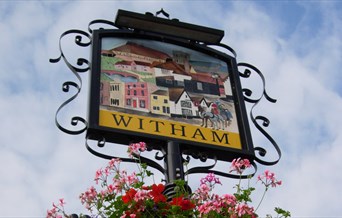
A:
168,88,185,102
152,89,168,96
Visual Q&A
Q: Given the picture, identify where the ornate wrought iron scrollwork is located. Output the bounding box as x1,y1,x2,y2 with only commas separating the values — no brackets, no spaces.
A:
237,63,281,166
206,42,237,59
184,151,257,179
87,19,117,33
85,136,166,175
50,29,92,135
50,19,120,135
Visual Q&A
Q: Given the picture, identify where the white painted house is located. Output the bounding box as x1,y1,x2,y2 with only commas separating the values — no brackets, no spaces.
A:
168,88,196,117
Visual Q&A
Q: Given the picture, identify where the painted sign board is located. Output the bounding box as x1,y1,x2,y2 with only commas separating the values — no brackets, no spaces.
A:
87,29,254,161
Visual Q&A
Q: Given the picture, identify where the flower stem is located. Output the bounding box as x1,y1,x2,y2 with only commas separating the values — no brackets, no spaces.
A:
255,187,268,212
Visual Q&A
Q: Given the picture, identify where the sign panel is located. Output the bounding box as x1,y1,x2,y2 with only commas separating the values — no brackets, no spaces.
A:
88,30,253,161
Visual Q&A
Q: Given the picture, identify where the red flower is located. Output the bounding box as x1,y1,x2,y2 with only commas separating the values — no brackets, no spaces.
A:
150,184,166,203
142,186,150,190
122,188,137,203
170,196,195,211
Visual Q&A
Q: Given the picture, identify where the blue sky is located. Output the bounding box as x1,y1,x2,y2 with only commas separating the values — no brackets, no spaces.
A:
0,1,342,217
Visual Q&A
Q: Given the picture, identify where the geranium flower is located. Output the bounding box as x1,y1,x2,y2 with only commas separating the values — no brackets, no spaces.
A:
170,196,195,211
150,184,166,203
47,142,290,218
122,188,137,203
230,158,251,174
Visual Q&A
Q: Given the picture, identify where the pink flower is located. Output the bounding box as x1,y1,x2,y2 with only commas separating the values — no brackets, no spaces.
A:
104,167,111,176
46,200,65,218
128,142,147,157
221,194,236,206
197,199,222,215
46,208,57,218
126,172,138,185
108,158,121,169
199,183,210,193
235,203,255,217
194,183,210,201
133,190,149,202
258,170,282,188
94,168,103,184
230,158,251,174
79,186,98,205
200,173,222,186
58,198,65,207
198,202,212,214
107,184,115,194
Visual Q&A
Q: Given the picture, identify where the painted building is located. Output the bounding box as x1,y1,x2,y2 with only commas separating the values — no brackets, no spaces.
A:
168,88,196,117
109,80,125,108
150,90,171,117
152,59,191,88
125,82,149,112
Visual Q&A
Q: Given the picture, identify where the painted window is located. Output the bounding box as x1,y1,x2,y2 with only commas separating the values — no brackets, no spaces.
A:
197,82,203,90
140,100,145,108
182,108,192,116
181,100,192,108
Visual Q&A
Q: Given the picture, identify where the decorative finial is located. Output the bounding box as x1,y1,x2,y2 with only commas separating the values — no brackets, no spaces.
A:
155,8,170,19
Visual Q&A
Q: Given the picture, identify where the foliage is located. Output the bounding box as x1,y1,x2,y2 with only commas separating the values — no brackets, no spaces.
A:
47,142,290,218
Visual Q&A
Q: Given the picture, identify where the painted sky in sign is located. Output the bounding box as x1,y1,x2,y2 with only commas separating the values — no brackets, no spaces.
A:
0,1,341,217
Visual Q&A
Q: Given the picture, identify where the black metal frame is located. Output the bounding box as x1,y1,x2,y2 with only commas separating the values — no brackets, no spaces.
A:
87,29,254,163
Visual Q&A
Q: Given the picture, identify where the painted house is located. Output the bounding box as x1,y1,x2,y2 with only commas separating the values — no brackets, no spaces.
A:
168,88,196,117
152,59,192,88
150,90,171,117
125,82,149,112
109,81,125,108
124,82,158,113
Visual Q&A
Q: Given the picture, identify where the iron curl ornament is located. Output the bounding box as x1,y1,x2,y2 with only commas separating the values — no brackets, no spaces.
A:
237,63,281,166
50,9,281,187
50,20,117,135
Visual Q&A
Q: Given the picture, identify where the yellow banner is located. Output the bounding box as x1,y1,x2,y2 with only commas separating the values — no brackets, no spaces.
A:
99,109,242,149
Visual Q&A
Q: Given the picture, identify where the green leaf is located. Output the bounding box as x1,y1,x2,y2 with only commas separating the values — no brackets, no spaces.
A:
234,187,255,203
275,207,291,218
140,163,148,169
146,170,153,177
